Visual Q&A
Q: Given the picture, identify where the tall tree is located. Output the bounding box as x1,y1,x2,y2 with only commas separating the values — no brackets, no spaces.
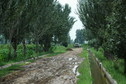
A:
106,0,126,74
0,0,75,60
78,0,126,74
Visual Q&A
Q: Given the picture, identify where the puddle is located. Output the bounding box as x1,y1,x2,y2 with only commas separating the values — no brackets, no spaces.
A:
76,70,80,76
68,58,73,61
1,48,83,84
72,65,80,76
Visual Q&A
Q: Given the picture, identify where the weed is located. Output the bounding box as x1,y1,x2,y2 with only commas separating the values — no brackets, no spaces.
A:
77,46,92,84
0,64,24,77
91,48,126,84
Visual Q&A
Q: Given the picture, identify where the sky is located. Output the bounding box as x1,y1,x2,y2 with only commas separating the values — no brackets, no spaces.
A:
57,0,83,40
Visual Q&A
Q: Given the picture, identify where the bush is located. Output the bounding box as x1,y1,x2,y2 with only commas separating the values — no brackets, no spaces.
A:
0,44,8,49
53,46,66,53
0,49,9,61
26,44,36,50
0,44,36,64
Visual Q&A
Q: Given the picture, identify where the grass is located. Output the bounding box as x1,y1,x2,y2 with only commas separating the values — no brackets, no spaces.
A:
46,52,63,57
46,46,66,57
77,46,92,84
0,44,39,66
0,44,67,66
0,63,25,77
0,52,47,66
0,45,67,77
0,60,37,77
53,46,66,53
67,44,73,48
90,48,126,84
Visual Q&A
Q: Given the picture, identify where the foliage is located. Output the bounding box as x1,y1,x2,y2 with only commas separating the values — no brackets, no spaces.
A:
78,0,126,74
75,29,85,44
53,46,66,53
0,44,67,66
0,45,67,77
52,4,75,46
67,44,74,48
0,0,74,62
0,44,36,66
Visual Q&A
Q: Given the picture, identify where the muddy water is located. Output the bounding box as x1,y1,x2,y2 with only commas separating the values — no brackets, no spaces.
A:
0,48,83,84
89,52,106,84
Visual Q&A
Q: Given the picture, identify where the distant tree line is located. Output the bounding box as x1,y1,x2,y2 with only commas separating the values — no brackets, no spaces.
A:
0,0,75,59
78,0,126,74
74,29,85,44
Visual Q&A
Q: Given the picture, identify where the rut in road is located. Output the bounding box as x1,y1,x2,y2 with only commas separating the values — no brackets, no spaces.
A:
0,48,83,84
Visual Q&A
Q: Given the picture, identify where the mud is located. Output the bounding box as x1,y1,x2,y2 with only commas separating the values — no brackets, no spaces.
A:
0,48,83,84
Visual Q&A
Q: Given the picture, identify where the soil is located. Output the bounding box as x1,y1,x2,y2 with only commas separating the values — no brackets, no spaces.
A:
0,48,83,84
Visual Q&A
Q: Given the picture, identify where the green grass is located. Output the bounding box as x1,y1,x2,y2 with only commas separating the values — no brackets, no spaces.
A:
46,52,63,57
0,45,66,66
0,63,25,77
77,46,92,84
0,51,46,66
53,46,66,53
0,45,67,77
46,46,66,57
90,48,126,84
0,44,38,66
67,44,73,48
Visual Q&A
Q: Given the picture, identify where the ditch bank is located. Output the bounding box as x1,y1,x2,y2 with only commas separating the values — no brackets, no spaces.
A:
88,49,117,84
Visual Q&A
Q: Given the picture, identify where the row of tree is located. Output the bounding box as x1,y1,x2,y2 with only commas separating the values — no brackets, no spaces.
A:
0,0,75,60
74,29,85,44
78,0,126,74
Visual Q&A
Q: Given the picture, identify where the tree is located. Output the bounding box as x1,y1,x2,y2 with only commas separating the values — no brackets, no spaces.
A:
1,0,26,58
78,0,126,74
29,0,55,53
106,0,126,74
50,3,75,47
75,29,85,44
0,0,74,60
78,0,114,49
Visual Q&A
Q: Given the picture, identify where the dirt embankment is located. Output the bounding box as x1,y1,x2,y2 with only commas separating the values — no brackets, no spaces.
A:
0,48,83,84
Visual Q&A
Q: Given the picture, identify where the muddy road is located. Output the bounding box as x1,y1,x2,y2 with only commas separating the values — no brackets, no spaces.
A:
0,48,83,84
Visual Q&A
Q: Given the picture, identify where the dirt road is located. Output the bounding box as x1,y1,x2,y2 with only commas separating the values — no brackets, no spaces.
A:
0,48,83,84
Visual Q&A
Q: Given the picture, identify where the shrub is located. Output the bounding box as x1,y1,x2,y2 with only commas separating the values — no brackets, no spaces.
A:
0,49,9,61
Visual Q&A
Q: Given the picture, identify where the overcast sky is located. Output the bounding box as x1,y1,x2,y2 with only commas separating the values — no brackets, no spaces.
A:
57,0,83,40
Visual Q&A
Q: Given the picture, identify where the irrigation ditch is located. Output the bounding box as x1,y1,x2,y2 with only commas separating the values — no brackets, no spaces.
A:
87,49,117,84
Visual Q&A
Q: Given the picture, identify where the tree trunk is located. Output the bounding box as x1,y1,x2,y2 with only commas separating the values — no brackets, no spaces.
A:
43,42,51,52
13,48,17,58
13,43,17,58
43,35,52,52
35,39,39,53
4,39,8,44
11,39,18,58
8,42,12,61
124,59,126,74
22,39,26,57
40,43,43,52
